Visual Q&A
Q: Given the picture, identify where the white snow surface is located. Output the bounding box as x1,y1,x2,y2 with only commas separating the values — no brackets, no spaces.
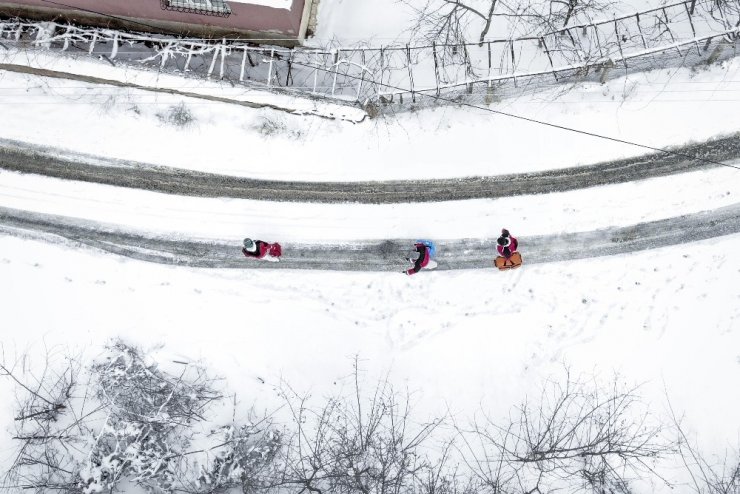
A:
1,233,738,494
2,51,740,181
1,5,740,488
0,167,738,241
230,0,292,9
0,48,365,122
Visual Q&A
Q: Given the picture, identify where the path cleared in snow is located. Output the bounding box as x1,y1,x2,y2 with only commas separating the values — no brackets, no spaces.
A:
1,135,738,203
2,203,739,270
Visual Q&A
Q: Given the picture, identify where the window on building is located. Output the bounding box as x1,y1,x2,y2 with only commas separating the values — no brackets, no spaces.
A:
160,0,232,17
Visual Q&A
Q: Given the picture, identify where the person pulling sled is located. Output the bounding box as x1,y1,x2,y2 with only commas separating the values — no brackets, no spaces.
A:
404,240,438,275
494,229,522,271
242,238,282,262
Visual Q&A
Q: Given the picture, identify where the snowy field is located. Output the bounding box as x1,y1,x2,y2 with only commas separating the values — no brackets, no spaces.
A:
1,0,739,491
1,55,740,181
1,166,739,242
1,231,739,492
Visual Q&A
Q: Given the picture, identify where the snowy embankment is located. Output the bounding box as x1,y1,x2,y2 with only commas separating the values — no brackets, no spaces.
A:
0,47,366,122
1,230,738,494
1,57,740,181
0,166,738,242
1,1,738,492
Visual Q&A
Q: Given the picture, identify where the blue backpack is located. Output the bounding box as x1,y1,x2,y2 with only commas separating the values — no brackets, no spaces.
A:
416,240,437,258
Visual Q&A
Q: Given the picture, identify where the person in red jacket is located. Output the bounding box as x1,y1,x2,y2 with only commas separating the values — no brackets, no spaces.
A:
496,229,518,258
405,242,438,275
242,238,280,262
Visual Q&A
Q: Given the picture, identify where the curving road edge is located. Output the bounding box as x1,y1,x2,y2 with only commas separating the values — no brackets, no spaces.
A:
1,204,738,271
1,135,739,203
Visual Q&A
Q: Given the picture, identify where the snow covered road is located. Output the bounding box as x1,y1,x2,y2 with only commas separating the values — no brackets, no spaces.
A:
1,135,738,203
2,203,739,270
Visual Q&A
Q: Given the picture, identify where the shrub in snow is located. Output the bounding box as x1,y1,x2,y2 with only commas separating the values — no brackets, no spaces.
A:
158,102,194,127
191,423,282,493
0,351,89,493
275,360,447,494
255,117,302,138
455,369,672,494
79,341,222,493
7,345,734,494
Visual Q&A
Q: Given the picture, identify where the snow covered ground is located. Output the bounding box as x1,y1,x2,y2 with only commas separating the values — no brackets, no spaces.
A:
2,55,740,181
1,166,738,242
310,0,661,44
230,0,292,8
1,231,738,493
1,1,739,491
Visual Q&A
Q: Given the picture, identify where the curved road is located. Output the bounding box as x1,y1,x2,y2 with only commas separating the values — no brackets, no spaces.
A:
1,135,738,203
2,204,738,271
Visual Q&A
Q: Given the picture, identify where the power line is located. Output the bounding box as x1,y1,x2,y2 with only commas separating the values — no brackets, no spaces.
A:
287,58,740,172
8,3,740,171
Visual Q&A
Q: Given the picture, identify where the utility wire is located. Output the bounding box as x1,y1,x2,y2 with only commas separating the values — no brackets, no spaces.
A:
13,1,740,171
288,58,740,172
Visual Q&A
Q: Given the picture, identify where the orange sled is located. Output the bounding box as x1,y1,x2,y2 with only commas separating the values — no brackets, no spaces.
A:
494,252,523,271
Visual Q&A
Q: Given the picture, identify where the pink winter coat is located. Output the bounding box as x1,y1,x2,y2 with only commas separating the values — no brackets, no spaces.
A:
406,243,431,275
497,236,518,259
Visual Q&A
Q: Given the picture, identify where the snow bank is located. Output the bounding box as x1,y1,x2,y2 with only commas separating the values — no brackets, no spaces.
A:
1,167,738,241
1,55,740,181
1,232,738,494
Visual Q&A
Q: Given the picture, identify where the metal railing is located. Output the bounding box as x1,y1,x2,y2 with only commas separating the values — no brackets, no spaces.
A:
1,0,738,112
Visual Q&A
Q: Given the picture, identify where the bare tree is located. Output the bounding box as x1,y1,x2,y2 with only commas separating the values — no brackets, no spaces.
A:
668,397,739,494
1,345,92,493
404,0,500,46
405,0,615,42
700,0,740,39
456,368,672,493
402,0,616,78
273,357,449,494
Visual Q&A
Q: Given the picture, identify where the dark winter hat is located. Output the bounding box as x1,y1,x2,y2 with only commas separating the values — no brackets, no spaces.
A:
497,236,511,247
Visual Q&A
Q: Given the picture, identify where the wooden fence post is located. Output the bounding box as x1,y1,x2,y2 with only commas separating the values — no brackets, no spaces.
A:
540,36,558,80
432,42,440,95
635,13,648,49
379,45,385,91
286,48,294,86
266,47,275,86
331,49,339,96
614,18,626,68
312,51,319,94
509,40,516,70
219,39,226,79
356,49,366,101
592,24,604,59
207,44,218,77
683,2,697,39
487,41,492,86
88,31,97,54
111,32,118,59
406,44,416,103
239,47,247,81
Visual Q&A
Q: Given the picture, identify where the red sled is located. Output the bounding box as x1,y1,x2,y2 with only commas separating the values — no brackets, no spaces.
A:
494,252,522,271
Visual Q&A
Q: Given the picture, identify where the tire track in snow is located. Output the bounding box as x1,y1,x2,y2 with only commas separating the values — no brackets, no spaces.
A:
0,135,739,203
1,204,738,271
